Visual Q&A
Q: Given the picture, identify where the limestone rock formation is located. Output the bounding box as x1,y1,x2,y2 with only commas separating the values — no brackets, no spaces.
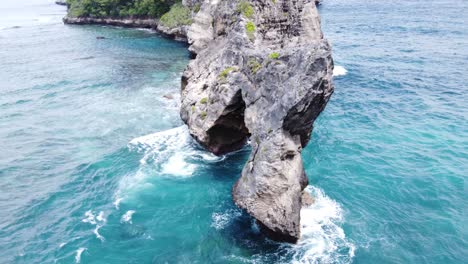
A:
181,0,334,243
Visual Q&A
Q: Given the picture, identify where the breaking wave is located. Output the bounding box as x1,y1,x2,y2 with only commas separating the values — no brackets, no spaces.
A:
333,66,348,77
290,186,355,264
115,126,224,204
128,126,223,169
215,186,354,264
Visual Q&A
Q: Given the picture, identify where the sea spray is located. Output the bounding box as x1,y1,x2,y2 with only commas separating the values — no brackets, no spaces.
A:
290,186,355,264
333,66,347,77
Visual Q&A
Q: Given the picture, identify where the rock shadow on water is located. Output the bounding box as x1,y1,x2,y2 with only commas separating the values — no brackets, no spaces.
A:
203,207,294,263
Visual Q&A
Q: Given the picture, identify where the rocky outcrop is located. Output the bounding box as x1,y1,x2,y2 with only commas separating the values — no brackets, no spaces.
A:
55,0,67,6
156,24,189,42
63,16,189,41
180,0,334,243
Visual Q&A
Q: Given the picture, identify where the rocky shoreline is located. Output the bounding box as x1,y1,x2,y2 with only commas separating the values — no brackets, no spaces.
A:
62,16,188,41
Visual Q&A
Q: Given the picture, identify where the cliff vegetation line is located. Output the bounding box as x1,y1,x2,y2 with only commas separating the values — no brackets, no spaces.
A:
66,0,189,23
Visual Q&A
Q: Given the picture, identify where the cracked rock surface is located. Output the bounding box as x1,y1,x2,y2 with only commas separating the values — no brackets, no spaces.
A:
180,0,334,243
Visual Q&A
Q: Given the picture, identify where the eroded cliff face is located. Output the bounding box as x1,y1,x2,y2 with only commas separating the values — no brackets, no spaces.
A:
180,0,334,243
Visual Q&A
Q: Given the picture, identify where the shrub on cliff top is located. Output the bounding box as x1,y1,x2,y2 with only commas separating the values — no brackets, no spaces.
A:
159,3,192,28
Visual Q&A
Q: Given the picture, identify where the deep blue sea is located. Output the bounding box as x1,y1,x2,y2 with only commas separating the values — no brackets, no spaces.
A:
0,0,467,263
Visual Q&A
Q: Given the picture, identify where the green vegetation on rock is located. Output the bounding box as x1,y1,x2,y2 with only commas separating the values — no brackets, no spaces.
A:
159,3,192,27
269,52,280,59
66,0,178,19
193,3,201,13
237,1,254,19
247,58,262,74
219,67,237,79
245,21,256,41
200,97,208,104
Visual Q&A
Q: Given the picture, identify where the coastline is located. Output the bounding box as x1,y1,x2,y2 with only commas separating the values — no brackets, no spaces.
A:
62,16,188,42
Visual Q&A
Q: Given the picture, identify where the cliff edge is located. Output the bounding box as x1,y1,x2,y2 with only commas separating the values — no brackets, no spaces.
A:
181,0,334,242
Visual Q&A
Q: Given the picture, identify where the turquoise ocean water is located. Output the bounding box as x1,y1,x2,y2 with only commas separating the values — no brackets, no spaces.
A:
0,0,466,263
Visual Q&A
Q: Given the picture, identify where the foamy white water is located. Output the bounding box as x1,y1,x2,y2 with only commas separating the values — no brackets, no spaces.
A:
113,198,123,209
121,210,136,224
333,66,347,76
291,186,355,264
81,210,107,242
93,225,105,242
75,248,86,263
117,126,224,201
128,126,190,165
129,126,223,166
161,152,197,176
211,209,242,230
96,211,106,222
82,210,97,225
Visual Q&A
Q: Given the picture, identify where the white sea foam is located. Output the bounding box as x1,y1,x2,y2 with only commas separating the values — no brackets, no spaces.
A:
82,210,107,242
290,186,355,264
82,210,106,225
128,126,223,171
213,187,353,263
75,248,86,263
113,197,123,209
117,126,224,200
96,211,106,222
211,209,242,230
59,242,67,248
129,126,191,167
333,66,348,77
121,210,136,224
82,211,97,225
161,152,196,176
93,225,105,242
